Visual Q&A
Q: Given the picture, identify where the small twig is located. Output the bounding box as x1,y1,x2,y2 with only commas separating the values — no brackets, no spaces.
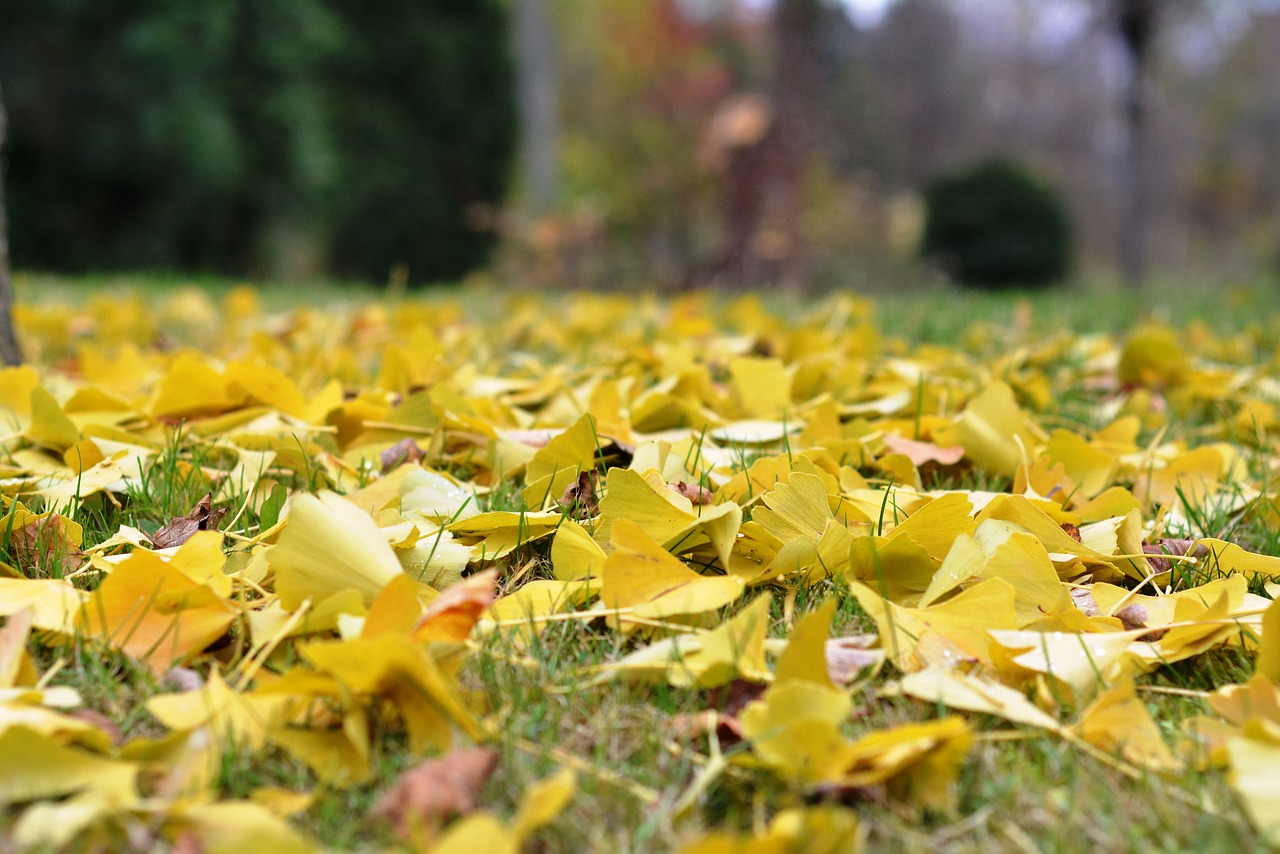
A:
1135,684,1210,699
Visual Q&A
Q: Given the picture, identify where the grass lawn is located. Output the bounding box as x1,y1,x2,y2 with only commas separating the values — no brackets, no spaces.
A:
1,275,1279,852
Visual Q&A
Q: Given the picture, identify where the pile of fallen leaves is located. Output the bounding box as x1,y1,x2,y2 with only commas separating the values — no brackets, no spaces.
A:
2,286,1280,850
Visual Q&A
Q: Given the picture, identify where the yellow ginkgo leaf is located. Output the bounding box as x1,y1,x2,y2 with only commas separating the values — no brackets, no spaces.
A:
600,519,743,632
762,518,854,584
852,578,1019,672
897,667,1062,732
1044,429,1117,498
147,670,293,752
550,517,606,581
79,549,238,674
300,634,484,750
482,578,599,641
27,386,79,452
739,679,857,783
168,529,233,598
988,628,1144,700
269,491,406,611
446,509,562,562
0,577,87,634
166,801,317,854
1118,325,1190,389
1138,447,1224,508
932,381,1043,477
848,529,942,591
510,767,578,841
774,598,838,688
1072,677,1179,772
35,446,153,507
1226,723,1280,846
521,413,600,509
269,727,372,786
0,365,40,420
1258,598,1280,684
150,352,245,419
885,492,976,559
842,716,973,809
430,767,576,854
225,359,309,419
920,523,1063,625
247,589,367,645
729,356,791,419
598,467,742,570
593,595,772,688
680,805,860,854
0,727,138,805
1196,538,1280,583
360,573,428,639
750,472,834,544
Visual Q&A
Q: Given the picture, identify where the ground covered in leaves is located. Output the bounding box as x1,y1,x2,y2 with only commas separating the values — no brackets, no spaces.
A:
2,284,1280,852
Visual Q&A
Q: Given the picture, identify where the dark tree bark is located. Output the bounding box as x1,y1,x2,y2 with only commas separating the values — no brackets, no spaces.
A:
1116,0,1158,289
0,85,24,366
768,0,824,292
515,0,559,214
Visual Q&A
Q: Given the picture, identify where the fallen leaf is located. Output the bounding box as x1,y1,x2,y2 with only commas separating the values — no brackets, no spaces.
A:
372,748,499,840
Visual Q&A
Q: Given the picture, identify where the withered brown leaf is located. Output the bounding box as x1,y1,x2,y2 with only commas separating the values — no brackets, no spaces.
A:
670,679,765,746
151,493,226,549
372,748,499,840
10,514,84,576
380,438,425,473
1142,538,1202,574
671,481,713,506
558,470,600,520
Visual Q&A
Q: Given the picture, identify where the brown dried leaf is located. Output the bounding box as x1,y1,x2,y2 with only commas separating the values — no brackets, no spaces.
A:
671,481,713,506
380,438,425,473
11,515,83,576
1114,603,1168,642
558,470,600,520
151,493,226,549
172,832,205,854
1142,538,1201,574
372,748,499,839
671,679,764,746
1114,604,1150,631
826,635,882,685
1069,586,1102,617
1060,523,1082,543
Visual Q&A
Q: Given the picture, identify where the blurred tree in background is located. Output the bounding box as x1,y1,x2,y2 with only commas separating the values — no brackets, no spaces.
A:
0,0,515,284
503,0,1280,292
3,0,1278,290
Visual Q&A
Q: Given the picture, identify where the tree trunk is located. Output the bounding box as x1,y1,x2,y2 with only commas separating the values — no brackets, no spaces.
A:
515,0,559,214
769,0,824,292
0,84,24,366
1117,0,1157,290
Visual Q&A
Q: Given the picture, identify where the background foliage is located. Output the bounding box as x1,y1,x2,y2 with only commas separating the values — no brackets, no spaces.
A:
921,158,1073,289
0,0,516,283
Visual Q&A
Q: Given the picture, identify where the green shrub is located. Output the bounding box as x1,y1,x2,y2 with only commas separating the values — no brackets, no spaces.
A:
0,0,515,284
920,158,1072,288
322,0,516,284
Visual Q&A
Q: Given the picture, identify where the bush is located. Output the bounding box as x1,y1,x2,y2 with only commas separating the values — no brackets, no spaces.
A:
920,158,1072,288
322,0,516,284
0,0,515,284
